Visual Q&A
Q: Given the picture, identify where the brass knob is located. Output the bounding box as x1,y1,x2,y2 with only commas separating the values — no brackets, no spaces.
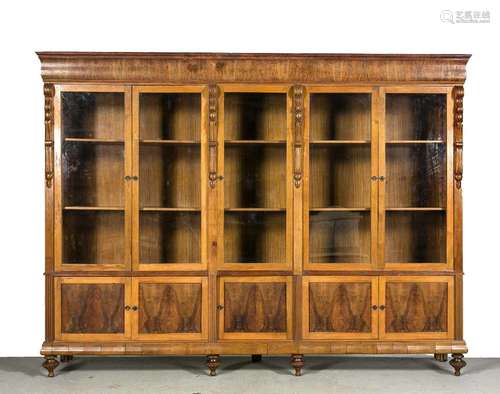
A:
124,176,131,181
379,176,386,181
371,176,378,181
379,305,385,311
371,305,378,310
216,305,224,310
125,305,131,311
132,176,138,181
132,306,138,311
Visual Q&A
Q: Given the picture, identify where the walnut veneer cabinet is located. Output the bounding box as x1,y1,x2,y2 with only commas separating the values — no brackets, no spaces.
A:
38,52,469,377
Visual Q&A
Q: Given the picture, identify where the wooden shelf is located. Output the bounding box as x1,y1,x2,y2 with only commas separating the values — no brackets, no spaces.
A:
386,140,444,144
310,140,370,145
310,207,370,212
225,140,286,144
64,206,124,211
140,207,200,212
64,138,124,144
225,208,286,212
386,207,445,211
140,139,200,144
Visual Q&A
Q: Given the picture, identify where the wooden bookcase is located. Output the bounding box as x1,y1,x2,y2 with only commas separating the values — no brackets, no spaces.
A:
39,52,469,378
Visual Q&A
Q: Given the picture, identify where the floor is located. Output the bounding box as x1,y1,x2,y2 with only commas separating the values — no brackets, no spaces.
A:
0,356,498,393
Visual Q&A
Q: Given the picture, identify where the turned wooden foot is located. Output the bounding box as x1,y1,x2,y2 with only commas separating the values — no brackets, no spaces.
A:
434,353,447,362
290,354,304,376
251,354,262,362
450,353,466,376
60,355,74,363
42,356,59,377
207,355,220,376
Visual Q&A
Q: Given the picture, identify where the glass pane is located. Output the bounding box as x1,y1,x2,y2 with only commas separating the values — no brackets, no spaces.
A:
386,144,446,208
62,92,124,139
61,92,126,265
384,93,448,264
308,93,372,265
138,92,202,265
386,94,446,141
385,211,446,263
224,212,285,264
224,145,286,209
310,145,371,209
310,93,371,141
223,92,287,265
140,145,200,209
63,211,124,264
140,211,200,264
224,93,286,141
309,211,370,263
139,93,201,140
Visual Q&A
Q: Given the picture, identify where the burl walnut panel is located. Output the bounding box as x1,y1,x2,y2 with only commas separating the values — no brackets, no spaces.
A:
309,282,372,333
61,284,125,333
139,283,202,334
385,282,448,333
224,282,287,332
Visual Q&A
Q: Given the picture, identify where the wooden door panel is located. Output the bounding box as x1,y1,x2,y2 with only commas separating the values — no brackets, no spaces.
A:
219,276,292,340
55,277,131,341
380,276,454,339
303,276,378,339
133,277,208,340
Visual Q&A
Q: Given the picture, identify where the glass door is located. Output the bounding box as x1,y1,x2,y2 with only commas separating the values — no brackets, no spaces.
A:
219,86,291,270
55,85,131,270
381,87,452,269
133,87,207,271
305,88,378,270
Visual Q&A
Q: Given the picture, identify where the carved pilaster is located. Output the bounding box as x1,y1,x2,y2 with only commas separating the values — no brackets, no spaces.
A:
453,86,464,189
292,85,304,188
208,85,220,188
44,84,55,188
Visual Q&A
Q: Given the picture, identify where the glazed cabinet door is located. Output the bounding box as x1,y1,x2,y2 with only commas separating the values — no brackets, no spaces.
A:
380,87,453,270
55,277,132,341
132,86,208,271
132,277,208,340
218,86,292,270
379,276,454,339
304,87,378,271
218,276,293,340
302,276,378,339
54,85,132,271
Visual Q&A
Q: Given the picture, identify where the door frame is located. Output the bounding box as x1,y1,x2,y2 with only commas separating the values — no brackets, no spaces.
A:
131,276,208,341
379,275,454,340
54,277,132,341
218,276,293,340
378,86,454,271
53,84,132,271
302,276,379,339
131,85,208,272
303,86,379,271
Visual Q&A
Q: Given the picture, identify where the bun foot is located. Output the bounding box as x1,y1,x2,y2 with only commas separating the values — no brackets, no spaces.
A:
60,355,73,363
290,354,304,376
42,356,59,377
207,355,220,376
434,353,447,362
450,353,466,376
251,354,262,362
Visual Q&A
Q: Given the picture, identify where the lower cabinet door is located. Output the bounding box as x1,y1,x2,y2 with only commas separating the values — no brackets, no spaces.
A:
303,276,379,339
218,276,293,340
379,276,454,339
55,277,132,341
132,277,208,340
